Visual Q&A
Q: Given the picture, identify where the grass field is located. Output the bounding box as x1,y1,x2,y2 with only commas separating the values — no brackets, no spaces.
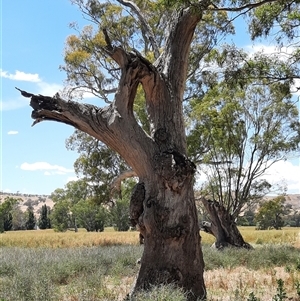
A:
1,227,300,300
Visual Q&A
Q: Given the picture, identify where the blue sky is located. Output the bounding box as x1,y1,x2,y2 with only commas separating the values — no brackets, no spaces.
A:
1,1,299,196
1,0,88,195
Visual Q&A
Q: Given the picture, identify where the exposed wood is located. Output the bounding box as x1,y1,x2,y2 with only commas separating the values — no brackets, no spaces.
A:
110,170,138,198
116,0,160,59
16,4,209,300
200,197,253,250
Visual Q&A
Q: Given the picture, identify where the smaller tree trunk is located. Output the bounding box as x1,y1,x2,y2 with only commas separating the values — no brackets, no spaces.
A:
200,198,252,249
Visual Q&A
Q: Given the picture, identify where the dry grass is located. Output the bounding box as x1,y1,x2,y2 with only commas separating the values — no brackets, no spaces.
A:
1,226,299,248
0,227,140,248
202,226,300,248
205,266,300,301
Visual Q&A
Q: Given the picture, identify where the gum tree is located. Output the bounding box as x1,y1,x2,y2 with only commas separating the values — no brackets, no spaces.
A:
17,0,300,299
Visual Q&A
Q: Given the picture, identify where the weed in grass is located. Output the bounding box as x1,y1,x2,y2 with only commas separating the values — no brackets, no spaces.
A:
247,292,261,301
272,279,287,301
296,258,300,271
295,280,300,297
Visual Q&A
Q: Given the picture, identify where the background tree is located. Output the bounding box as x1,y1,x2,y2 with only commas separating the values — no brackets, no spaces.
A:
66,130,129,203
17,0,300,298
50,200,71,232
0,197,20,232
25,206,36,230
11,207,26,230
38,204,51,229
237,209,256,227
109,179,136,231
287,211,300,227
255,196,291,230
72,199,106,231
188,68,299,248
110,198,130,231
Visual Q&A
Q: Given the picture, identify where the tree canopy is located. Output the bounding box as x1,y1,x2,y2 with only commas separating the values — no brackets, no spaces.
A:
17,0,300,299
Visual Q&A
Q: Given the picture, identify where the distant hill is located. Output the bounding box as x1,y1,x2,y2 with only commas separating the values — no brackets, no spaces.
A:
0,192,54,215
1,191,300,212
285,194,300,210
263,194,300,211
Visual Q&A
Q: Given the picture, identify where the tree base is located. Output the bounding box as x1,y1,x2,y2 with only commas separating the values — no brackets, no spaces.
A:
200,198,253,250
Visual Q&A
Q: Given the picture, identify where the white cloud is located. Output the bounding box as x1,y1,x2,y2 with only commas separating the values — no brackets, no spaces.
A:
7,130,18,135
36,82,63,96
245,44,300,95
20,162,74,175
245,44,295,57
195,160,300,195
0,75,63,111
0,97,30,111
263,160,300,194
66,176,80,183
1,69,41,82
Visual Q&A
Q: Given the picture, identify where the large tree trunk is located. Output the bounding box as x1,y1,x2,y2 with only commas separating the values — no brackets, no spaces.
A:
130,155,205,300
200,197,252,250
16,6,207,300
18,85,207,299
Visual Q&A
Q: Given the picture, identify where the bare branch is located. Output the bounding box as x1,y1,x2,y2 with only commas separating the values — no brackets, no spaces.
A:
110,169,138,196
103,28,113,51
116,0,160,59
210,0,280,12
15,87,155,178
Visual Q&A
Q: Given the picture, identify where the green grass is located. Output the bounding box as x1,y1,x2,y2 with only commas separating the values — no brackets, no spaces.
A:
1,244,300,300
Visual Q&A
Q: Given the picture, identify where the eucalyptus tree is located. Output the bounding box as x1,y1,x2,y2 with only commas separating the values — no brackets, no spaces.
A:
255,196,290,230
188,57,300,248
0,197,20,232
17,0,300,299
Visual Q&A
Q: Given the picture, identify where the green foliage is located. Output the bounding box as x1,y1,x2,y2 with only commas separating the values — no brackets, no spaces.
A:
249,0,300,42
0,197,20,232
25,207,36,230
272,279,287,301
237,209,256,226
188,65,299,219
247,292,261,301
295,280,300,297
65,130,129,205
73,200,106,232
11,207,26,230
38,204,51,229
255,196,290,230
50,200,71,232
110,198,130,231
109,179,136,231
50,179,90,205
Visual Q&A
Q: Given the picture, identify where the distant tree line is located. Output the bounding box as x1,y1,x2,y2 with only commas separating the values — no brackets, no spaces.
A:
1,192,299,234
0,177,135,233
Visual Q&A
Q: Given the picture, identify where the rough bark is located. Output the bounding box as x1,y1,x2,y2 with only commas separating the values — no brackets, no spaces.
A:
19,84,207,299
200,197,252,250
16,6,207,300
